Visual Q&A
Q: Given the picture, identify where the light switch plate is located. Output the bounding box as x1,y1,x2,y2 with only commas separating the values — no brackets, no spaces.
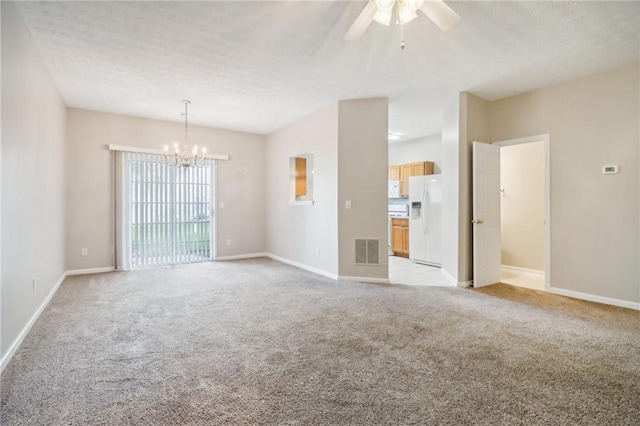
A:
345,200,352,209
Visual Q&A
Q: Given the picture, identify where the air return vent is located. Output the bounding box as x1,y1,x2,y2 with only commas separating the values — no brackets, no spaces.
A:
355,239,380,265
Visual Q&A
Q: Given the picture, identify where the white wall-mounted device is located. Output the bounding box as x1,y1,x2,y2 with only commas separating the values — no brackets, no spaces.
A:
602,165,619,174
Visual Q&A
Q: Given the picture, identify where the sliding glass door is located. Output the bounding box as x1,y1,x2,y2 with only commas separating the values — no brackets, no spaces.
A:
126,152,213,269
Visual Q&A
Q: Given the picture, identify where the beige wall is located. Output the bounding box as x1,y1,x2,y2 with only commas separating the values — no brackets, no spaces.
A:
500,142,545,271
265,104,339,276
66,109,266,270
441,92,491,285
337,98,388,279
1,2,67,358
265,98,388,281
440,96,460,283
490,64,639,303
389,133,441,173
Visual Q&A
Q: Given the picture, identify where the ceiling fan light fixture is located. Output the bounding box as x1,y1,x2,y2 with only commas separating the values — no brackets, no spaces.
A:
406,0,425,12
374,0,395,25
397,3,418,26
375,0,396,12
373,9,393,26
343,0,460,43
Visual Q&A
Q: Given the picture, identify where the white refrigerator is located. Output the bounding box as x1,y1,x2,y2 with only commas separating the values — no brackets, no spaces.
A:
409,175,442,267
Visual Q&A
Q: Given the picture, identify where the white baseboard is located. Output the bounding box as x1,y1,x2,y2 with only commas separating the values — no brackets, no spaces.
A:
216,253,267,261
501,264,544,275
66,267,115,276
501,264,545,291
1,266,120,372
441,268,457,286
1,271,67,373
338,276,390,284
440,268,471,287
265,253,389,284
548,287,640,311
264,253,339,280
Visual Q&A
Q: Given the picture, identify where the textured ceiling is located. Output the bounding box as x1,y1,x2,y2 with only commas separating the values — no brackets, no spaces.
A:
15,1,640,141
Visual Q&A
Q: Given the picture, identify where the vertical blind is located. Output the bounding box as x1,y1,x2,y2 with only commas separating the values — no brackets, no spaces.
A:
116,151,214,270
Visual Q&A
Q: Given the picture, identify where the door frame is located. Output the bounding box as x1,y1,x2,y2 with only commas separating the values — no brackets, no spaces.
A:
493,134,550,291
211,161,218,261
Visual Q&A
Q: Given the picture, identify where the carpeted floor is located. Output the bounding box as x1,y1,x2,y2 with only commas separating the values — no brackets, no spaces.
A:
1,258,639,425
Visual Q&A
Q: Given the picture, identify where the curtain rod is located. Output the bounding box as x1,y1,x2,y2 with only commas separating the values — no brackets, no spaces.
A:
108,144,229,160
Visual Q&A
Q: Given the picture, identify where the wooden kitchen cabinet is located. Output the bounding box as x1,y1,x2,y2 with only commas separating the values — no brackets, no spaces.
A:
392,224,404,255
402,226,410,254
412,161,434,177
399,164,413,197
391,218,410,258
388,165,400,180
389,161,435,197
393,161,435,197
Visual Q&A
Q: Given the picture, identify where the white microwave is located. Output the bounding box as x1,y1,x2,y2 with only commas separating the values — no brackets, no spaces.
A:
388,180,401,198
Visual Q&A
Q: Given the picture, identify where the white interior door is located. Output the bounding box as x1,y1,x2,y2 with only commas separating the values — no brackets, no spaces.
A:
472,142,501,287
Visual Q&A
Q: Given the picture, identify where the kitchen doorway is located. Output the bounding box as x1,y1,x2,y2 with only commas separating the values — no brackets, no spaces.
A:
388,187,452,287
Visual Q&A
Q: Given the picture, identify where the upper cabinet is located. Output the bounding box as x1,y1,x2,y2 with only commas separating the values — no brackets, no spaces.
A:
389,165,400,181
400,164,413,197
389,161,435,197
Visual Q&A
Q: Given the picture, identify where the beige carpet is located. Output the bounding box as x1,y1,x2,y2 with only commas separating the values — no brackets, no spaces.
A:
1,258,639,425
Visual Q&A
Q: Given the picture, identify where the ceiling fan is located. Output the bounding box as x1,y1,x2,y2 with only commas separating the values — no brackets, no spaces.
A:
344,0,461,47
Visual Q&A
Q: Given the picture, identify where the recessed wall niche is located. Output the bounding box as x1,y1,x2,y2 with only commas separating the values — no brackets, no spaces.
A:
289,153,314,205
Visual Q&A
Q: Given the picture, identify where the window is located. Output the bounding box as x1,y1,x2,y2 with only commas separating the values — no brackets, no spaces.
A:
118,152,214,269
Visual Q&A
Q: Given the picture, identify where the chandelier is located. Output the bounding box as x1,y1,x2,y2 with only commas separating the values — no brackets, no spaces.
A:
164,100,206,167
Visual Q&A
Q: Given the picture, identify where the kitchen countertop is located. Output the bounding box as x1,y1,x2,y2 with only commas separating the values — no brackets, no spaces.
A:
389,216,410,220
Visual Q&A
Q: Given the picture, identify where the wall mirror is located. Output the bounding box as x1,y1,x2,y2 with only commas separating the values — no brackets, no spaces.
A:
289,153,314,205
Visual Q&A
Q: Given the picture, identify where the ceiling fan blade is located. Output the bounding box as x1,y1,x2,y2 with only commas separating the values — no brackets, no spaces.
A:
344,0,378,42
419,0,461,32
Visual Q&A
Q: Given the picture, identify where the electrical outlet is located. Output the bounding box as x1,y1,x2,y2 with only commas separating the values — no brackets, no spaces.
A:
226,239,232,246
81,248,88,256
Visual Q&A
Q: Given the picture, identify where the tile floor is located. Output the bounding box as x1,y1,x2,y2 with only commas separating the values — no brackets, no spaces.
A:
388,255,454,287
388,256,546,291
500,267,545,290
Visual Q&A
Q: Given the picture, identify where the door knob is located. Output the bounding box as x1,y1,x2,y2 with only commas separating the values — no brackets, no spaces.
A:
472,219,484,224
